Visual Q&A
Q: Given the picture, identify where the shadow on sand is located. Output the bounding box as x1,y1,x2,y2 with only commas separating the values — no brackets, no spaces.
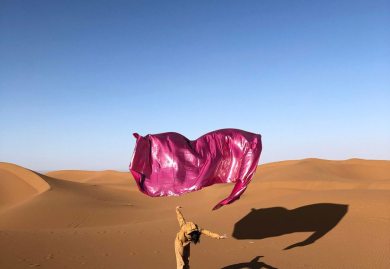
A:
221,256,278,269
232,203,348,250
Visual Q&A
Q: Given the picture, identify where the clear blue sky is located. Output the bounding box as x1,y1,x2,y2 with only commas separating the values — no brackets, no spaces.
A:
1,0,389,171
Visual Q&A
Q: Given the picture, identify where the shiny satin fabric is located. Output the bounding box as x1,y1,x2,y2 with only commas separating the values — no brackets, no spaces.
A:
129,129,262,210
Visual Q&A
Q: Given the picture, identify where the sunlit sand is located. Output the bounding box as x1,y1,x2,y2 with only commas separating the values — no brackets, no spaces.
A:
1,159,389,268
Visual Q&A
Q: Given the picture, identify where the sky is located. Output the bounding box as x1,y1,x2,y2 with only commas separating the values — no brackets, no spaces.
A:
1,0,389,171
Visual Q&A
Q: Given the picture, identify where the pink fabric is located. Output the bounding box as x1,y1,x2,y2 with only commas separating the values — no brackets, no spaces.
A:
129,129,262,210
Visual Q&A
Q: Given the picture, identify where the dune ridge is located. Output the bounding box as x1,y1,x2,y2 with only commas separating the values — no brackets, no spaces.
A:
0,162,50,212
254,158,390,190
46,170,130,184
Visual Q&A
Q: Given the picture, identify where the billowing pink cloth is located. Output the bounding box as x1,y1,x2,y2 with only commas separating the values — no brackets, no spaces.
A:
129,128,262,209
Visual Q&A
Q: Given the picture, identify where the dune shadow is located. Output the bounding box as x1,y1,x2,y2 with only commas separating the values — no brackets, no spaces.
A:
232,203,348,250
221,256,278,269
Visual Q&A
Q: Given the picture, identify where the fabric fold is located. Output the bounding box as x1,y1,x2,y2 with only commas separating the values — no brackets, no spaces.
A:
129,128,262,209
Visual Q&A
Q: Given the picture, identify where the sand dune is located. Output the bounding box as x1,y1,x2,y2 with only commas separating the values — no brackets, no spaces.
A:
254,158,390,190
0,162,50,212
0,159,389,268
46,170,105,183
46,170,134,190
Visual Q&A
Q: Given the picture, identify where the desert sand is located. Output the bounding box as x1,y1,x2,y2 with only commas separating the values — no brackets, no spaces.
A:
0,159,389,269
